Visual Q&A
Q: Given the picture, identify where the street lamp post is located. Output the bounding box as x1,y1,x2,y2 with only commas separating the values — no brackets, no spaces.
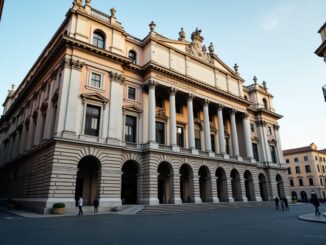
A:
323,85,326,102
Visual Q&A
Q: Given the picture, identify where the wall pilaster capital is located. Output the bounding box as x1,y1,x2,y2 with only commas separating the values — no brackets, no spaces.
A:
169,87,178,95
204,99,210,106
109,71,125,84
187,93,195,101
147,79,158,89
274,124,280,130
60,57,84,71
217,103,224,111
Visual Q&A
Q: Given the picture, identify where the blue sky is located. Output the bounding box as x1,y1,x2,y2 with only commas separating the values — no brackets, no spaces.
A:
0,0,325,149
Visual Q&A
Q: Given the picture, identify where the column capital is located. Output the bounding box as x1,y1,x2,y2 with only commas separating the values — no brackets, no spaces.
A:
169,87,178,95
217,103,224,111
256,120,266,127
109,71,125,84
60,57,84,71
147,79,158,88
204,99,210,106
274,124,280,130
230,108,237,115
242,112,249,119
187,93,195,101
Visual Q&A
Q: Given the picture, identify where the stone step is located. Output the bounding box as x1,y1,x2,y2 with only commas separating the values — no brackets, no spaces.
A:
138,201,273,215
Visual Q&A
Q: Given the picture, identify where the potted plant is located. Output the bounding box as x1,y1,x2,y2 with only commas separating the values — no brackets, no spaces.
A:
52,203,65,214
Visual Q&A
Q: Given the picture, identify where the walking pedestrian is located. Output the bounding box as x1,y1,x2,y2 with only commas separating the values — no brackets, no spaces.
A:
93,197,99,213
283,196,289,210
78,196,83,215
274,196,280,210
311,196,321,216
280,197,285,211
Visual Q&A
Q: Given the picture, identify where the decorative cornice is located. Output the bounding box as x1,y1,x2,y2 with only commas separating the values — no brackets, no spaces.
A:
60,57,84,71
147,79,158,88
109,71,125,84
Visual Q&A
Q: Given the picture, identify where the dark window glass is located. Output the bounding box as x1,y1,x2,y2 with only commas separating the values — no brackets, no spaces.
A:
125,115,137,143
295,166,301,174
320,178,323,185
93,31,105,49
268,127,272,136
128,87,136,100
323,166,325,173
294,158,299,162
287,167,291,175
299,179,303,186
91,73,101,88
128,50,137,64
176,126,184,147
210,134,215,153
305,165,311,173
252,143,259,161
315,156,318,161
195,129,201,150
317,165,320,172
176,103,182,114
309,178,314,186
156,121,165,144
85,105,101,136
250,123,255,132
286,159,290,163
270,145,277,163
225,137,230,155
156,97,163,108
263,98,268,109
290,179,294,187
304,156,308,161
193,108,199,119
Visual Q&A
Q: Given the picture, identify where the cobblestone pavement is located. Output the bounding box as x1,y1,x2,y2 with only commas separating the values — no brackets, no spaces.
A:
0,204,325,245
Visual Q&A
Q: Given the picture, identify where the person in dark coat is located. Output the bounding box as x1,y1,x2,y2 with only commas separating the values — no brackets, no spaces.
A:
283,197,289,210
311,196,321,216
274,197,280,210
93,197,99,213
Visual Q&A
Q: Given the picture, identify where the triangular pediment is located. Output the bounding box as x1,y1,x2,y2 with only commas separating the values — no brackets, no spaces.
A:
81,92,109,104
123,104,142,113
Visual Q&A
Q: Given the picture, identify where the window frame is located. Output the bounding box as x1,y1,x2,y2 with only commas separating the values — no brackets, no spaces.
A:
84,104,101,137
87,70,104,90
127,86,137,101
124,115,137,143
92,30,105,49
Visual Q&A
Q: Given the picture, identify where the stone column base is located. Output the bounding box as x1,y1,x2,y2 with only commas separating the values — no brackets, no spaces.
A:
208,152,215,158
98,198,122,207
222,154,230,160
241,196,248,202
172,146,180,152
191,149,199,155
227,196,235,202
193,197,202,203
173,197,182,205
140,197,159,205
254,196,262,202
210,197,219,203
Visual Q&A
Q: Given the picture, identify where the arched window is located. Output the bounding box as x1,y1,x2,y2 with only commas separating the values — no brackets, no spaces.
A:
263,98,268,110
244,95,248,100
93,30,105,49
128,50,137,64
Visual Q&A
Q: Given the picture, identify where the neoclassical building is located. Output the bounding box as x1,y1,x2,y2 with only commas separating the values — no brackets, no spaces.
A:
0,0,289,213
284,143,326,201
315,22,326,62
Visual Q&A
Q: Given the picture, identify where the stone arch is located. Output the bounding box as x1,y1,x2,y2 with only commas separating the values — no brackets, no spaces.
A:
276,174,285,198
179,163,194,203
300,191,308,202
198,165,212,202
258,173,269,201
244,170,255,201
157,161,174,204
121,160,140,204
230,169,242,201
291,191,297,200
75,155,101,206
216,167,228,202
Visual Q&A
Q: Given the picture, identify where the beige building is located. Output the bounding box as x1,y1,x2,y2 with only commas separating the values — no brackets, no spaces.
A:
315,22,326,62
284,143,326,201
0,0,289,213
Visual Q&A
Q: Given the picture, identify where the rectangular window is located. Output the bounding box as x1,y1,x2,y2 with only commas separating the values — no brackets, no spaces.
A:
270,145,277,163
304,156,308,161
268,126,272,136
317,165,320,172
305,165,311,173
193,108,199,119
299,179,303,186
176,126,184,147
252,143,259,161
210,134,215,153
156,121,165,144
128,87,136,100
309,178,314,186
250,123,255,133
286,159,290,163
290,179,294,187
156,97,163,108
295,166,301,174
195,130,201,150
323,166,325,173
320,178,323,186
91,73,102,88
287,167,291,175
294,157,299,163
125,115,137,143
225,138,230,155
176,103,182,114
85,105,101,136
315,156,318,161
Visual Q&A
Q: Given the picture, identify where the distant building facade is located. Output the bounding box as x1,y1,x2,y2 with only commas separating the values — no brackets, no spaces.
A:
0,0,289,213
315,22,326,62
0,0,4,21
284,143,326,201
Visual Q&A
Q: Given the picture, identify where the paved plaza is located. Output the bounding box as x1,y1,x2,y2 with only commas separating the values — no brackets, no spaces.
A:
0,204,325,245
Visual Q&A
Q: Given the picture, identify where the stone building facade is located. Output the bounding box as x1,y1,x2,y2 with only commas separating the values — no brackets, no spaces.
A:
315,22,326,62
0,0,289,213
284,143,326,201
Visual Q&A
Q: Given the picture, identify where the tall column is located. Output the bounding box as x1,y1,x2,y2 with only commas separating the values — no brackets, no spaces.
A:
210,174,219,203
187,94,196,150
147,80,157,144
203,100,212,152
262,123,272,163
230,109,240,159
240,175,248,202
192,173,202,203
169,88,177,148
243,113,254,161
107,72,125,144
172,174,182,204
274,125,284,164
226,176,235,202
43,78,55,140
217,105,226,156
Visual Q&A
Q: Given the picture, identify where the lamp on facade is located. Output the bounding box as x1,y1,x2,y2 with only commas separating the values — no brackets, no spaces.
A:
322,85,326,102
